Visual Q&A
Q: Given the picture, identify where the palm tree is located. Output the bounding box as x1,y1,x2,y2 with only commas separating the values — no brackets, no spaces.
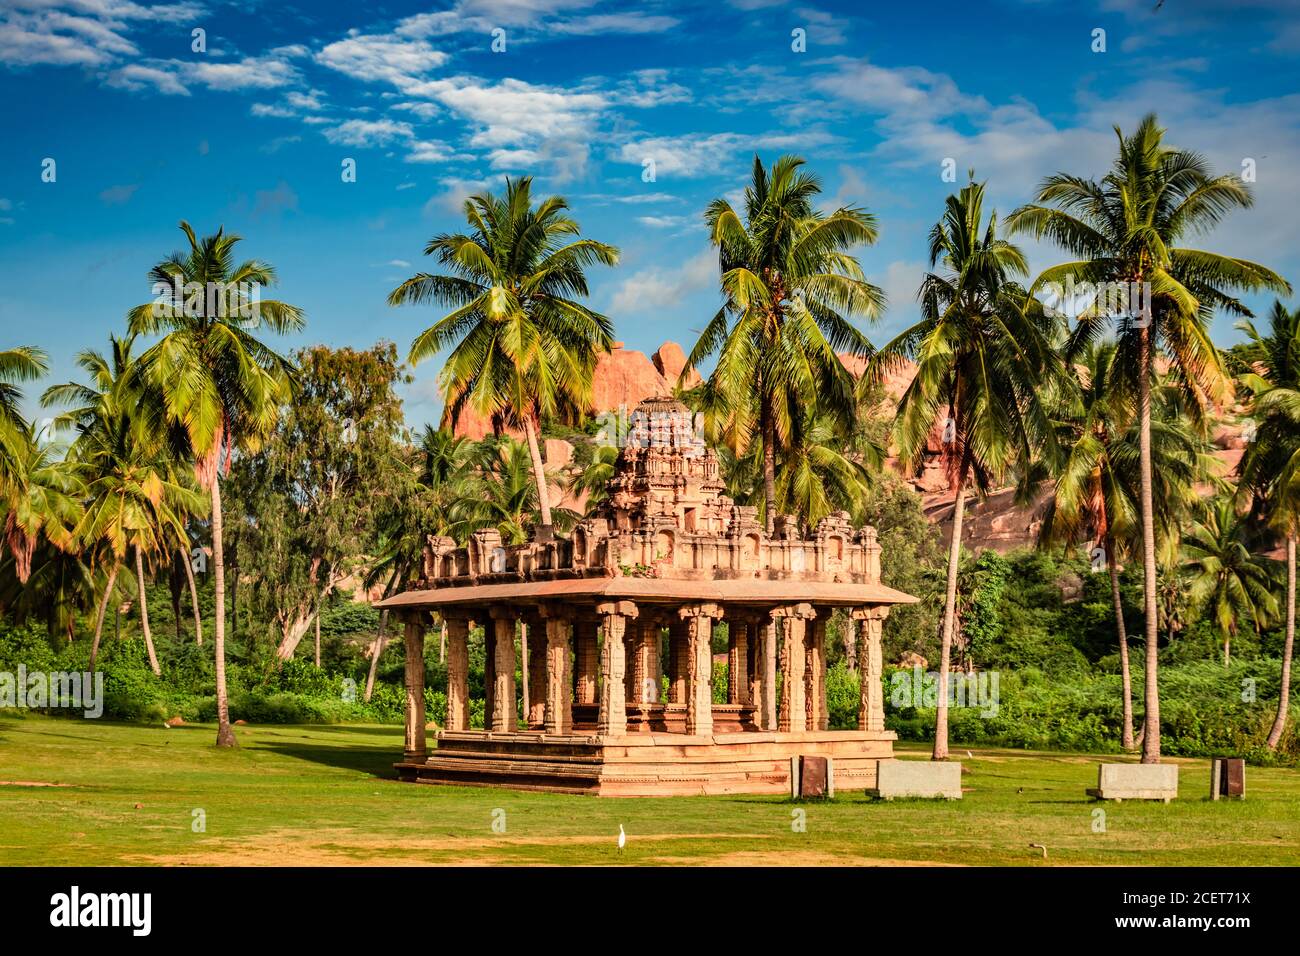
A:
388,177,618,533
127,222,303,747
1008,115,1291,762
871,177,1057,760
684,155,881,530
1182,497,1279,666
572,444,620,515
1036,342,1212,747
452,438,578,545
49,335,205,674
1237,301,1300,746
0,346,47,474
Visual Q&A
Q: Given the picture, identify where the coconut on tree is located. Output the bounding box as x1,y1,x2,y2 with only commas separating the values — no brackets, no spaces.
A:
388,177,618,535
871,176,1058,761
128,222,303,748
1007,114,1291,762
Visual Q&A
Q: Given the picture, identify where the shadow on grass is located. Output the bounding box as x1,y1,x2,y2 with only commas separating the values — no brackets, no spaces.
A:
257,740,401,777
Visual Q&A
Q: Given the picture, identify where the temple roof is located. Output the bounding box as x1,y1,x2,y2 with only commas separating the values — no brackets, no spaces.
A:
375,576,918,610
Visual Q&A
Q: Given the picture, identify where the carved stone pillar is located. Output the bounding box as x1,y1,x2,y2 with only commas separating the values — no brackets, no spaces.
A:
806,614,827,731
526,616,547,729
575,619,598,706
774,603,813,732
596,601,637,735
631,619,661,704
844,618,859,672
444,615,470,732
668,617,688,704
403,615,427,760
680,603,723,736
540,604,573,734
488,607,517,731
728,617,750,705
483,619,495,731
853,606,889,731
762,619,778,730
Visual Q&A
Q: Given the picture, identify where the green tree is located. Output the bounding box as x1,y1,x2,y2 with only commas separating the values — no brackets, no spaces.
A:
127,221,303,747
1237,301,1300,748
388,177,618,532
872,177,1057,760
684,154,881,530
47,335,204,673
1183,497,1279,666
1008,115,1291,761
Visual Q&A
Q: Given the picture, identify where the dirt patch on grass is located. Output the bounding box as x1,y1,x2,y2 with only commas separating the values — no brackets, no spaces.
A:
647,849,966,866
125,828,776,866
0,780,75,788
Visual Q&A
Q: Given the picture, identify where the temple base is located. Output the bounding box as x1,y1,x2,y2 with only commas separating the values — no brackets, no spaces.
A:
395,729,897,797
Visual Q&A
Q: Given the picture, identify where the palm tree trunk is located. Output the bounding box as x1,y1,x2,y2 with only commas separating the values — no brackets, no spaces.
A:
182,546,203,646
363,608,389,703
89,563,120,672
522,417,553,530
933,475,966,761
1266,533,1296,749
1137,326,1161,764
211,478,237,748
364,568,401,703
135,546,161,677
761,396,777,533
1108,546,1135,750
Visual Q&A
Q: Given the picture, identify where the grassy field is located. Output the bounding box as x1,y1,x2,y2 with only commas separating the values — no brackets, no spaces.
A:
2,713,1298,866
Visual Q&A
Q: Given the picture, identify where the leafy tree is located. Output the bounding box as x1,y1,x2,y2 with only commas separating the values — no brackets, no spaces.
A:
872,177,1057,760
684,154,881,530
389,177,618,532
225,344,407,664
1008,114,1291,762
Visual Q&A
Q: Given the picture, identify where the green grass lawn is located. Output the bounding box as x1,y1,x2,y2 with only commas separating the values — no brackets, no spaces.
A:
2,713,1297,866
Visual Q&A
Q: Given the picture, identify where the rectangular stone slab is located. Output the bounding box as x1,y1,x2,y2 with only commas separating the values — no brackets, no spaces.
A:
869,759,962,800
1089,763,1178,802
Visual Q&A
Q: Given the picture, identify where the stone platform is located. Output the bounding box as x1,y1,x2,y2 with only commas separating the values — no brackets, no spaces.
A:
396,729,897,797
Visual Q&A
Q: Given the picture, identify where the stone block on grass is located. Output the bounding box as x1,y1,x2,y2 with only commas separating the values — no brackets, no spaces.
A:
1086,763,1178,803
869,759,962,800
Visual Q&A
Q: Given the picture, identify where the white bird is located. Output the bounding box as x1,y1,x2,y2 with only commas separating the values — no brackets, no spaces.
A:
617,824,626,852
966,750,973,758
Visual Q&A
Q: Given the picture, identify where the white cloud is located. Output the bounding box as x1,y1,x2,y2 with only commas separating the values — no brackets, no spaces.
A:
316,32,448,86
0,1,202,68
610,248,717,315
616,129,838,177
323,118,415,148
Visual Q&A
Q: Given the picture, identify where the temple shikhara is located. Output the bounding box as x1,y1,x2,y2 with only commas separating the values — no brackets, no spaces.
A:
377,397,917,796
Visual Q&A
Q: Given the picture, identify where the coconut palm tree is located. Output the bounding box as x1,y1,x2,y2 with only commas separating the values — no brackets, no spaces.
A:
1007,115,1291,762
1,423,82,585
127,222,303,746
388,177,618,533
684,155,882,530
1036,342,1213,747
0,345,47,474
572,444,620,515
1236,301,1300,746
871,177,1057,761
1183,497,1279,666
457,438,577,545
49,335,205,673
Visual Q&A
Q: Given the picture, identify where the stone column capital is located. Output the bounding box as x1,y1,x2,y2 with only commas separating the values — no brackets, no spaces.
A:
851,604,891,621
596,600,640,619
537,602,574,622
678,601,724,620
487,604,518,621
770,602,815,620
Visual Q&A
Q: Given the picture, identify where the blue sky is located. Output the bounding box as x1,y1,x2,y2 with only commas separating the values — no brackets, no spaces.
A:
2,0,1298,429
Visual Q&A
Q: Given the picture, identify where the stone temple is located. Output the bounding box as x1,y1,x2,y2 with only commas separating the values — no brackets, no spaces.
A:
377,396,917,796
